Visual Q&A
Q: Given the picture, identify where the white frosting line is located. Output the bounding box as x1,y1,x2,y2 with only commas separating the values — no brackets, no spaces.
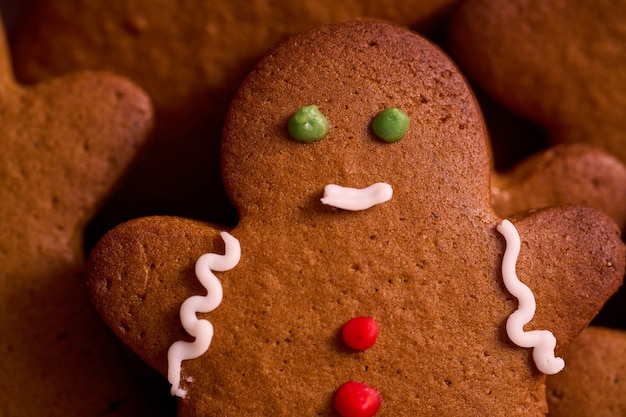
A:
497,220,564,375
321,183,393,211
167,231,241,398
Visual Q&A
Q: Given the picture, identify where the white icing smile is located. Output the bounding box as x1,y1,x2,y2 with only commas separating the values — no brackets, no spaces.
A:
321,182,393,211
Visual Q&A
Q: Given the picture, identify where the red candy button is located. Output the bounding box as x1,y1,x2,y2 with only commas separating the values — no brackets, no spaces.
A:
333,381,381,417
341,316,379,350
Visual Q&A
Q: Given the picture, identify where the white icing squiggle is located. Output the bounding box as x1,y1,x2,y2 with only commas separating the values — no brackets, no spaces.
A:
167,231,241,398
497,220,564,375
321,183,393,211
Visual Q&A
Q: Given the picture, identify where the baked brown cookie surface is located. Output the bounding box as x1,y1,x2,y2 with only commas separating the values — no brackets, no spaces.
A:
491,143,626,231
447,0,626,166
546,327,626,417
10,0,460,246
87,21,625,416
0,19,160,417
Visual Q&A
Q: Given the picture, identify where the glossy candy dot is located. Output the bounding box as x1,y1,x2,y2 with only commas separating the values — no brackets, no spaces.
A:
287,105,329,143
371,107,409,142
333,381,381,417
342,316,379,350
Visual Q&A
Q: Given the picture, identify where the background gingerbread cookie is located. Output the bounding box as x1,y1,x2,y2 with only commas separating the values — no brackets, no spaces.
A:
0,19,162,417
491,143,626,232
8,0,459,249
86,21,624,416
447,0,626,172
546,326,626,417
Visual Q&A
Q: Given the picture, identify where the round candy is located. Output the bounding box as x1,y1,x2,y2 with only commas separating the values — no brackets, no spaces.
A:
371,107,409,142
333,381,381,417
341,316,379,350
287,105,329,143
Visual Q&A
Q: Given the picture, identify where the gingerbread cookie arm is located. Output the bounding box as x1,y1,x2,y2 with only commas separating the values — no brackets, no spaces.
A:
0,15,153,219
492,144,626,231
1,73,153,238
86,216,233,374
25,71,153,224
503,205,624,353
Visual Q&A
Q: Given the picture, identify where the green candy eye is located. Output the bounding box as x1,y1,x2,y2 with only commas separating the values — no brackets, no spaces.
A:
287,105,329,143
371,107,410,143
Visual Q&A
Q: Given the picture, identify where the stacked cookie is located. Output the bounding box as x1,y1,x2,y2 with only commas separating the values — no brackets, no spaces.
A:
3,0,625,416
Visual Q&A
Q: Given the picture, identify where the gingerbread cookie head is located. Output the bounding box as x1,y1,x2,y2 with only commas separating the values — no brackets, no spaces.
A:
87,21,624,416
0,18,159,416
221,21,490,224
10,0,460,245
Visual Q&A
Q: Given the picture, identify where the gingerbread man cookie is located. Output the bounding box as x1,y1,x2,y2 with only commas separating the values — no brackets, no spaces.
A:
447,0,626,167
10,0,460,247
0,19,161,417
86,21,624,416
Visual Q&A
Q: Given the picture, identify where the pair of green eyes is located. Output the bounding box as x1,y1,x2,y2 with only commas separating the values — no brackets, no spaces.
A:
287,105,409,143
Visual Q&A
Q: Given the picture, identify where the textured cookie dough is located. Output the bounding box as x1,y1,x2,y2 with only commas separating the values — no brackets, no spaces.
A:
546,327,626,417
447,0,626,166
0,20,160,417
491,143,626,231
10,0,460,246
86,21,624,416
